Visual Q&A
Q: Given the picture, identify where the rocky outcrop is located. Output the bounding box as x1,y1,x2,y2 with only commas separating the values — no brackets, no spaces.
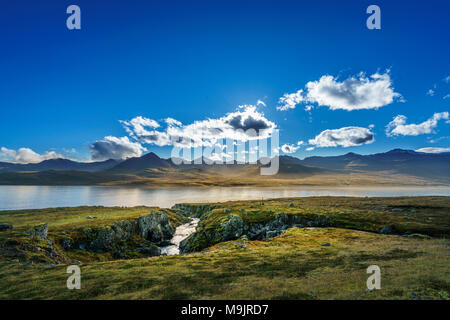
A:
27,224,48,239
134,242,161,256
172,204,216,218
380,226,394,234
180,212,331,253
0,223,13,232
70,212,174,258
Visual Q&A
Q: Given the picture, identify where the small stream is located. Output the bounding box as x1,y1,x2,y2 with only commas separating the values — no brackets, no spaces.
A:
160,218,200,255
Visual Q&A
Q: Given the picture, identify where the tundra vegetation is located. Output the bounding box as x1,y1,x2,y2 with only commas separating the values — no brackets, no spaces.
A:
0,196,448,300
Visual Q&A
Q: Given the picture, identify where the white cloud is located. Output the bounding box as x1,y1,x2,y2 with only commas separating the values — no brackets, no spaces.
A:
427,89,435,96
444,75,450,83
277,71,402,111
256,100,266,107
0,147,64,164
443,94,450,99
281,142,303,154
308,126,375,148
306,147,315,151
122,104,277,148
165,118,182,126
415,147,450,154
277,89,304,111
120,116,160,137
304,71,402,111
386,112,449,137
90,136,147,160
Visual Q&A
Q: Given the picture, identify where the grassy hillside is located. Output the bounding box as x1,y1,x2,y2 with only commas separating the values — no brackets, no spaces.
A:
0,166,441,187
0,197,448,300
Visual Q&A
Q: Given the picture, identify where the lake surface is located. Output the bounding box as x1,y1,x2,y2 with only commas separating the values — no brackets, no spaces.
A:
1,185,450,211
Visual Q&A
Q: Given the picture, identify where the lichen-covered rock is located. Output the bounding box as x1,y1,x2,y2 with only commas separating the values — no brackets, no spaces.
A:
138,213,174,242
72,212,174,256
27,224,48,239
61,238,71,250
134,242,161,256
180,210,332,253
380,226,394,234
220,215,244,241
0,223,13,232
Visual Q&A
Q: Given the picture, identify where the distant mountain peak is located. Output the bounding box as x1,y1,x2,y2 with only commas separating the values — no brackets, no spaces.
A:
385,148,417,154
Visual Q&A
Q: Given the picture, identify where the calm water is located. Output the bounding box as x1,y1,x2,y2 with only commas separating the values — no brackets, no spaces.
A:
1,185,450,211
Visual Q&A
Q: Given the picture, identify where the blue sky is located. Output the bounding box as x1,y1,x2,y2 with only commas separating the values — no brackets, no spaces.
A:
0,0,449,163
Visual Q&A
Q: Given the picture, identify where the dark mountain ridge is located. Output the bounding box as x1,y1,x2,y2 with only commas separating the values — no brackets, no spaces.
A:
0,149,449,184
0,158,120,173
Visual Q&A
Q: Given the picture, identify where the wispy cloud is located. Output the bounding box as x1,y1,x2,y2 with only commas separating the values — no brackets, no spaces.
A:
415,147,450,154
277,90,304,111
386,112,449,137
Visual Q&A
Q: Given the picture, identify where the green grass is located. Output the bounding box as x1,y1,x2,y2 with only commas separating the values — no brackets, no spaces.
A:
0,227,448,300
0,206,186,264
177,196,450,251
0,196,449,300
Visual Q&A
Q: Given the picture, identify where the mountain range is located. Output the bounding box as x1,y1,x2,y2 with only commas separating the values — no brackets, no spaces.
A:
0,149,449,186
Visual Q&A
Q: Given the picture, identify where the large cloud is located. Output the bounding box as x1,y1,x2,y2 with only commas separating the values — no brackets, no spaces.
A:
121,104,277,148
0,147,64,164
308,126,375,148
277,71,402,111
386,112,449,136
415,147,450,154
90,136,147,160
305,72,402,111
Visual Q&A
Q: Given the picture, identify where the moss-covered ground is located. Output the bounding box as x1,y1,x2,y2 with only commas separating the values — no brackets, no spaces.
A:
0,196,448,300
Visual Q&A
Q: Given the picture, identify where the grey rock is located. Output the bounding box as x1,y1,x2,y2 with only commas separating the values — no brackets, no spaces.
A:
220,215,244,241
266,230,284,238
27,224,48,239
0,223,13,232
134,242,161,256
76,212,174,254
380,226,394,234
61,238,71,250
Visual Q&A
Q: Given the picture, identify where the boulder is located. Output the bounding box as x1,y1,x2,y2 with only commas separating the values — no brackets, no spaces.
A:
220,215,244,241
380,226,394,234
134,242,161,256
0,223,13,232
74,212,174,254
27,224,48,239
61,238,71,250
